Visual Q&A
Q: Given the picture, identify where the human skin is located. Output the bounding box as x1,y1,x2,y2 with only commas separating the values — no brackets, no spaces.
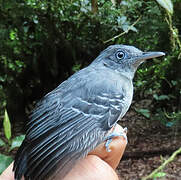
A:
0,124,127,180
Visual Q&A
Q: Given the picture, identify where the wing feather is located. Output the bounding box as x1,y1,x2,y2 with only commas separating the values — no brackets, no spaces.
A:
27,115,91,167
24,117,102,180
14,68,130,180
28,120,100,180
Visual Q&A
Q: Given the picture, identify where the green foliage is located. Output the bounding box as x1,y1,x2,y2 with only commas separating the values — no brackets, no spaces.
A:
135,108,151,118
0,110,25,174
72,63,82,73
1,110,25,151
153,94,170,101
142,147,181,180
153,171,166,179
0,134,25,174
0,154,13,174
0,139,5,147
134,0,181,126
3,109,11,142
156,0,173,14
153,110,181,127
10,135,25,151
0,134,25,152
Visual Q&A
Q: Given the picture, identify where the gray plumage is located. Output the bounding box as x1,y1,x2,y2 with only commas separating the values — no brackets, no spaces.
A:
13,45,165,180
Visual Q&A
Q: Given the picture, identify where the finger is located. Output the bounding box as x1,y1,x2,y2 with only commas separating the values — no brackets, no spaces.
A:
62,155,119,180
89,124,127,169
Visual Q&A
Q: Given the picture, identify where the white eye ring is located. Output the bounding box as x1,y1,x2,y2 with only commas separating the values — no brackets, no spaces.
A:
116,51,125,60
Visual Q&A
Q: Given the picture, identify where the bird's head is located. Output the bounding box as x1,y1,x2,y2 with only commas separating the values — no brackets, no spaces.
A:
91,45,165,80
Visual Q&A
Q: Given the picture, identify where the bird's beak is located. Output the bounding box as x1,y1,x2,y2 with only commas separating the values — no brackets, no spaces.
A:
132,51,165,68
141,51,165,60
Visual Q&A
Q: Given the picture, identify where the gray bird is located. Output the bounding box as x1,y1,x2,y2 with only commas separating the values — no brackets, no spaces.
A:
13,45,165,180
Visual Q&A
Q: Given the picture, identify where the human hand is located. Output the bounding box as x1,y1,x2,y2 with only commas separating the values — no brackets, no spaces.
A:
63,124,127,180
0,124,127,180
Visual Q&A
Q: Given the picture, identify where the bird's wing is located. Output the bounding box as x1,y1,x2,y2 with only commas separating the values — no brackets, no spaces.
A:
13,68,128,180
14,95,106,180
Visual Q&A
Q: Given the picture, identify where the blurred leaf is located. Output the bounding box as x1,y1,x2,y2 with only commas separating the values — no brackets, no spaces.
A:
23,26,29,33
9,30,16,40
153,94,159,100
122,24,129,32
153,94,170,100
135,108,151,118
171,80,177,86
158,95,170,100
119,16,127,24
3,109,11,141
15,60,25,67
0,139,6,147
0,154,13,174
10,135,25,151
72,63,81,72
156,0,173,14
166,121,174,127
153,171,166,178
130,26,138,32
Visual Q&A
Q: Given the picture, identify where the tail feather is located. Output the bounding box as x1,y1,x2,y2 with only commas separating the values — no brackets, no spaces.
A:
13,117,106,180
13,141,28,180
32,126,103,180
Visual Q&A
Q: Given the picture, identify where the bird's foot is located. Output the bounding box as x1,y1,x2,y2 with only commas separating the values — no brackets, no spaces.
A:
105,127,127,152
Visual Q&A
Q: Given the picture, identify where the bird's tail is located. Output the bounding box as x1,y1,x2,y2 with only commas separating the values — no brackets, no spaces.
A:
13,126,106,180
13,140,29,180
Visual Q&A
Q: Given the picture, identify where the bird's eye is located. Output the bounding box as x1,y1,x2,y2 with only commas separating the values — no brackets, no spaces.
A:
115,51,125,60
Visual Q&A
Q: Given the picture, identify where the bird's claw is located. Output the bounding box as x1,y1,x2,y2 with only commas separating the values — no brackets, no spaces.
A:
105,127,128,152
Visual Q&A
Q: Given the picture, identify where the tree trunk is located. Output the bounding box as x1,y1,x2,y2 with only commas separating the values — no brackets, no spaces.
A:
91,0,98,14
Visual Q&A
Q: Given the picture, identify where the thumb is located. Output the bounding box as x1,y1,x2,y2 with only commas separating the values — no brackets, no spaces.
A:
89,124,127,169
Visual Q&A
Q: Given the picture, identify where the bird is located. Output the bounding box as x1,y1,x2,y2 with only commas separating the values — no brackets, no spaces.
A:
13,45,165,180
